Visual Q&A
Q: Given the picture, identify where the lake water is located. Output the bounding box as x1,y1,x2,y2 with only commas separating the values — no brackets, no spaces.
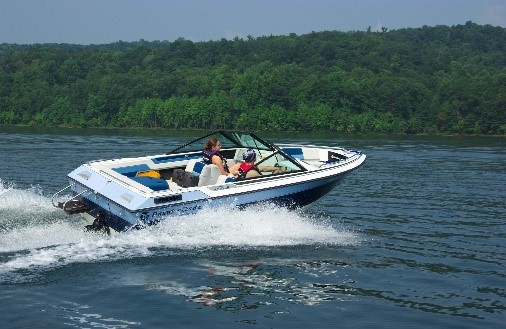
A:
0,130,504,328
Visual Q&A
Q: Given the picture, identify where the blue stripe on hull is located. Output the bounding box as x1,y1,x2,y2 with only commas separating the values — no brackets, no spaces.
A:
80,175,345,232
268,177,342,208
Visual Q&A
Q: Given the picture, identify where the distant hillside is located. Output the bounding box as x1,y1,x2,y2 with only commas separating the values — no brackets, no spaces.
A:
1,21,504,134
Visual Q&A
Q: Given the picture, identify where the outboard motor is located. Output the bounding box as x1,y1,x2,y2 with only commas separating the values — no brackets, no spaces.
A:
85,213,111,235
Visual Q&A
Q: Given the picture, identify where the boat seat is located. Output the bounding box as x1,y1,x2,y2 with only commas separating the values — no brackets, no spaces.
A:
282,147,321,161
198,164,222,186
216,174,236,184
185,159,206,175
282,147,304,160
130,176,169,191
114,164,151,177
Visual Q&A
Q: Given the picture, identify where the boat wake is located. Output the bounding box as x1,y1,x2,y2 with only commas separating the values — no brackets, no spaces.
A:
0,180,360,282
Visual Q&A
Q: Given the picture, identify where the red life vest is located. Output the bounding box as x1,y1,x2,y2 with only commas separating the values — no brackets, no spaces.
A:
237,163,259,180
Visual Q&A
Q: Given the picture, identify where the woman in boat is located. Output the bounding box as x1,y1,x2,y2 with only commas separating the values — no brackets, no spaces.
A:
203,138,229,175
229,149,261,180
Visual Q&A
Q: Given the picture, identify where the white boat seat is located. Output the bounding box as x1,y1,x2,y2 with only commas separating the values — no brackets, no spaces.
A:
216,174,236,184
185,159,206,175
198,164,222,186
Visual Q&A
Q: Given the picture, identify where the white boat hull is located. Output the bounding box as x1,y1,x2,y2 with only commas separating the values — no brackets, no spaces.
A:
54,131,366,233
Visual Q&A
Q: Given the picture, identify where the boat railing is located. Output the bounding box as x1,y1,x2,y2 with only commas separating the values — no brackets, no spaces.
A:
52,185,91,214
51,185,72,208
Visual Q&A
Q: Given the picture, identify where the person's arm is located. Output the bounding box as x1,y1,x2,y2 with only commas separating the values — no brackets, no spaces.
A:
212,155,229,175
228,163,241,177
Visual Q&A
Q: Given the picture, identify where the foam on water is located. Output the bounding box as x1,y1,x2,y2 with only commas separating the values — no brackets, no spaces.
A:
0,182,359,282
0,179,58,212
0,179,63,231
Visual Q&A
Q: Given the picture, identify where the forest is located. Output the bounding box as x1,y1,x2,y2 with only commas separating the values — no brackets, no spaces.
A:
0,21,504,135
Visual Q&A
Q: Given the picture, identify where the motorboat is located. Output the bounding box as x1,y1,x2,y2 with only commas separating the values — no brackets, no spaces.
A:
53,131,366,234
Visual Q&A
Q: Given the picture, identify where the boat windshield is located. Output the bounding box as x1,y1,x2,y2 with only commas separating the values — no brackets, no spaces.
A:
167,130,307,174
167,131,273,154
221,131,273,151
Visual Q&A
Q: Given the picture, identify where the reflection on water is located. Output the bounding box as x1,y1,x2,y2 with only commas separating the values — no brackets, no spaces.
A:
150,256,504,320
152,260,355,311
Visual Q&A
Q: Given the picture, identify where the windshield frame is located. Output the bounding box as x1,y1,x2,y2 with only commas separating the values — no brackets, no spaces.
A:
166,130,274,154
166,130,307,172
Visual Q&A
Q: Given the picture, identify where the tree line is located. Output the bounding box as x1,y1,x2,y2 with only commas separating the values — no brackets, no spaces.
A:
0,21,504,135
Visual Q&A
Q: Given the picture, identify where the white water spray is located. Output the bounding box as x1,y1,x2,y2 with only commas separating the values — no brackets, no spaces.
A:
0,183,359,281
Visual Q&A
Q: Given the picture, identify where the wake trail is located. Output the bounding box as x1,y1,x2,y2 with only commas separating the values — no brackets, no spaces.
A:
0,181,360,282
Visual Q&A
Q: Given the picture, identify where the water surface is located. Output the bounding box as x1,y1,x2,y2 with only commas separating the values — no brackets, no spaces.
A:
0,130,504,328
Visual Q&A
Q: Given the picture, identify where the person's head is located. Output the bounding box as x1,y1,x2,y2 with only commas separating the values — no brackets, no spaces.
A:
204,138,221,151
243,149,256,163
